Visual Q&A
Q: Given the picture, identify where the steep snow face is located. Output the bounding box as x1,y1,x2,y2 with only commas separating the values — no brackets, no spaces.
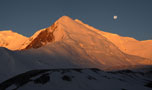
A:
0,68,151,90
0,30,28,50
75,19,152,59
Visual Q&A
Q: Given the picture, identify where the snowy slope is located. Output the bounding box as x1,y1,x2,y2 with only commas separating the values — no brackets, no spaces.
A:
0,68,151,90
75,19,152,59
0,30,28,50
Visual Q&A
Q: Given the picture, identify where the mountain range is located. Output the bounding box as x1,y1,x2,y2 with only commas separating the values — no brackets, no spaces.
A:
0,16,152,90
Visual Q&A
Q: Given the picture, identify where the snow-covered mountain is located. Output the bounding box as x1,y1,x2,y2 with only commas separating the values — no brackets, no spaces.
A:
19,16,151,67
0,16,152,88
0,68,152,90
0,16,152,59
1,16,152,60
75,19,152,59
0,30,28,50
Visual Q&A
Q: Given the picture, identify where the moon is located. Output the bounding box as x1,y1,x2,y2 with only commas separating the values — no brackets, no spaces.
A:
113,15,118,20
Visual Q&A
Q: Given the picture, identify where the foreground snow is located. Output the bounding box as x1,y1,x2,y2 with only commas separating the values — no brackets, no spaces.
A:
0,68,151,90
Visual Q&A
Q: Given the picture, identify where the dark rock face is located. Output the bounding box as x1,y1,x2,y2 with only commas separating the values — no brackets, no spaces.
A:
62,75,72,81
34,73,50,84
25,29,55,49
25,23,58,49
145,81,152,88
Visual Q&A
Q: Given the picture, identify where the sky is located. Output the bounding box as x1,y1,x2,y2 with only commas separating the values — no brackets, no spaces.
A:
0,0,152,40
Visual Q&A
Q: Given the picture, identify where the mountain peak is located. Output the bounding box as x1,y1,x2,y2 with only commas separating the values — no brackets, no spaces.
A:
0,30,28,50
58,16,73,21
55,16,75,24
20,16,73,49
0,30,14,34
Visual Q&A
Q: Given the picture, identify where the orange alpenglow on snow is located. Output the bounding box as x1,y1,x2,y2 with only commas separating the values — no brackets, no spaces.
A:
0,30,28,50
0,16,152,71
75,18,152,59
